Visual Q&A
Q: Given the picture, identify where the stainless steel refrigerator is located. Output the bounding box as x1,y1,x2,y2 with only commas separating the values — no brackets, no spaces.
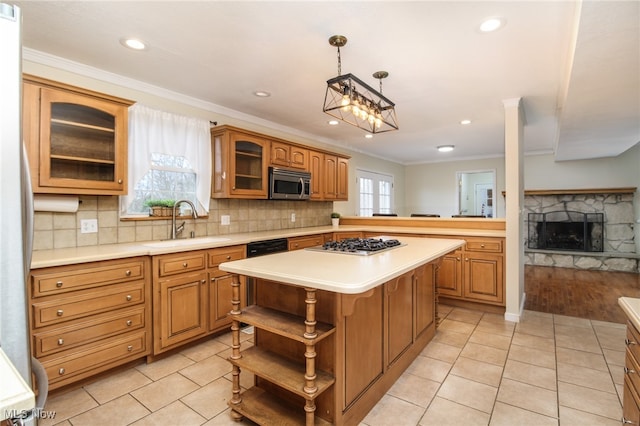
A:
0,3,46,424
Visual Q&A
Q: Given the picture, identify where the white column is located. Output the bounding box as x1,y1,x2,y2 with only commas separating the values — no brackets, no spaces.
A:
503,98,525,322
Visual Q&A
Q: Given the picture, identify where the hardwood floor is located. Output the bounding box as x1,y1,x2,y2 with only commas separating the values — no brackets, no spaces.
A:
524,264,640,324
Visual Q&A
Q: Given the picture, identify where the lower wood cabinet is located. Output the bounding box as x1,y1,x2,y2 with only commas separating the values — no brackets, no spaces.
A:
227,262,437,425
152,245,246,354
288,234,331,250
623,320,640,425
28,257,151,391
433,236,504,306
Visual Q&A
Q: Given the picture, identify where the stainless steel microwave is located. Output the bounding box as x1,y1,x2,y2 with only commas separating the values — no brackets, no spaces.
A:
268,167,311,200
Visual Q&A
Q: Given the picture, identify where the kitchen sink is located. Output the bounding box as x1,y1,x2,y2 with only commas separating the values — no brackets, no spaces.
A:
141,237,231,248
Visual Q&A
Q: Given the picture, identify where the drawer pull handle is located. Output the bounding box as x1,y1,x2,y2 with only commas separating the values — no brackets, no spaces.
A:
118,179,123,184
201,279,206,284
56,281,63,288
125,270,131,276
58,368,65,375
126,295,132,301
57,339,64,346
56,309,64,316
624,366,636,374
127,345,133,352
625,338,637,346
183,262,188,267
480,244,485,248
226,255,231,260
126,320,132,326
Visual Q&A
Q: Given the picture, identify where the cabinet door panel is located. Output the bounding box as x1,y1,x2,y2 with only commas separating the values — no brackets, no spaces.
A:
435,251,462,297
309,151,324,200
343,287,383,408
415,264,435,338
158,272,207,350
323,155,337,199
38,87,128,193
387,272,413,365
464,253,503,303
210,274,244,332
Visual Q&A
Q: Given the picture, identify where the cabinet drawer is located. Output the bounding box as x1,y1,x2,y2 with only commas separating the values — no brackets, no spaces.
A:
626,348,640,399
288,235,324,251
158,252,206,276
209,245,245,268
627,322,640,363
33,306,145,357
42,330,147,386
33,281,144,327
465,238,503,253
31,258,145,297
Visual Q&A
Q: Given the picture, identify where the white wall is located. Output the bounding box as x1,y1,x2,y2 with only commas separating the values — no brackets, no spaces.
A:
334,151,405,217
405,157,505,218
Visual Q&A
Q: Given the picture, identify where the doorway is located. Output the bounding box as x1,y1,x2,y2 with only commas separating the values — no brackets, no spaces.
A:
456,170,496,217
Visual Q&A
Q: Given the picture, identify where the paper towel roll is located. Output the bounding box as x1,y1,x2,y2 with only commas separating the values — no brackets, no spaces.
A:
33,195,79,213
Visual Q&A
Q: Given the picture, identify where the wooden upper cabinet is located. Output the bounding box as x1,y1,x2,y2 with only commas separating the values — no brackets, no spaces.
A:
337,156,349,200
309,150,324,200
23,75,133,195
212,125,349,200
323,155,338,199
211,126,269,199
270,140,308,170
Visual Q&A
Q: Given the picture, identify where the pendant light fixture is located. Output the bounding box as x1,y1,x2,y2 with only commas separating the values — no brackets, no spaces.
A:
322,35,399,133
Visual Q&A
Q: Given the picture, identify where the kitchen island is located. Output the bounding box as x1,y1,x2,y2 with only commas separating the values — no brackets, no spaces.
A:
219,236,464,425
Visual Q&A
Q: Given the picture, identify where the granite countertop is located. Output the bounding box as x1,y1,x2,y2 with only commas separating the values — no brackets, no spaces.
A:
619,297,639,329
219,236,465,294
30,224,503,269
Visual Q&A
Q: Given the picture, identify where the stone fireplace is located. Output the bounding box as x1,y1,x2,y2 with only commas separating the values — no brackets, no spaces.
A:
524,188,638,272
528,211,603,252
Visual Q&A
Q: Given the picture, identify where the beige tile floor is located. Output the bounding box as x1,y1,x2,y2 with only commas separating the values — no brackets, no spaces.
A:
39,305,625,426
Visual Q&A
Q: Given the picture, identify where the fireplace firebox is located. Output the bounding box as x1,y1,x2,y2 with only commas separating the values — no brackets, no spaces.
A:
528,211,604,252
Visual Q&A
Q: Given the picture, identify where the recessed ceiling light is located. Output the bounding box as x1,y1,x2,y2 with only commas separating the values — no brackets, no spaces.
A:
253,91,271,97
328,120,339,126
437,145,454,152
364,134,373,139
120,38,147,50
479,17,506,33
460,119,472,125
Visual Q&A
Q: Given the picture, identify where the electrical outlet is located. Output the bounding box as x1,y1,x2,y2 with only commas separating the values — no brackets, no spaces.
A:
80,219,98,234
290,213,296,222
221,215,230,226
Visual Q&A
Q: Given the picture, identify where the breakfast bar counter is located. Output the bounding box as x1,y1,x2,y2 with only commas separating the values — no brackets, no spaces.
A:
219,236,464,425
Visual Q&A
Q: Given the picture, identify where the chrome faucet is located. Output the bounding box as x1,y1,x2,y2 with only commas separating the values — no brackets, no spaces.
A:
171,199,198,239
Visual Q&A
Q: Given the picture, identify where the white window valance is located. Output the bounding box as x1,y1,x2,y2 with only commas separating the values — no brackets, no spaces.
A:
121,104,211,217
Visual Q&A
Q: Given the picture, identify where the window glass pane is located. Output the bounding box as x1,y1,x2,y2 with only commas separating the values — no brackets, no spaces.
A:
127,153,198,215
379,180,392,213
359,177,374,217
356,170,394,216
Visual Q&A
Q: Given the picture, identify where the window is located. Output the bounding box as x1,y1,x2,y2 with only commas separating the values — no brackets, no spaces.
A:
356,169,394,216
120,105,211,217
126,153,198,214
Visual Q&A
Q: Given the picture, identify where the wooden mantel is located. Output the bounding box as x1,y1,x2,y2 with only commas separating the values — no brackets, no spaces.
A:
502,187,636,196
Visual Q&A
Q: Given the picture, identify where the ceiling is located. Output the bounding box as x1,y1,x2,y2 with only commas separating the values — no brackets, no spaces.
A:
13,1,640,165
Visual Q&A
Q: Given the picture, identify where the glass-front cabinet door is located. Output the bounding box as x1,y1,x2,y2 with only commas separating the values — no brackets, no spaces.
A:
38,88,128,193
229,132,268,197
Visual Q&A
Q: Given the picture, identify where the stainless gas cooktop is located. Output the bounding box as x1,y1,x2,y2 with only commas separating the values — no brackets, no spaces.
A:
305,238,405,256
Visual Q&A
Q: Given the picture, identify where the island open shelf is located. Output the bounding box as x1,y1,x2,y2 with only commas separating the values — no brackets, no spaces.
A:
220,236,464,425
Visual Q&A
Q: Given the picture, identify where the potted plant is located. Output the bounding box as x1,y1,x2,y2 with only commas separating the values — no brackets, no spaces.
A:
145,199,176,217
331,212,340,228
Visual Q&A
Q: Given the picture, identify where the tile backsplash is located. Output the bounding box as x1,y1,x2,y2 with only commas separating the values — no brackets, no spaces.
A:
33,196,334,251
